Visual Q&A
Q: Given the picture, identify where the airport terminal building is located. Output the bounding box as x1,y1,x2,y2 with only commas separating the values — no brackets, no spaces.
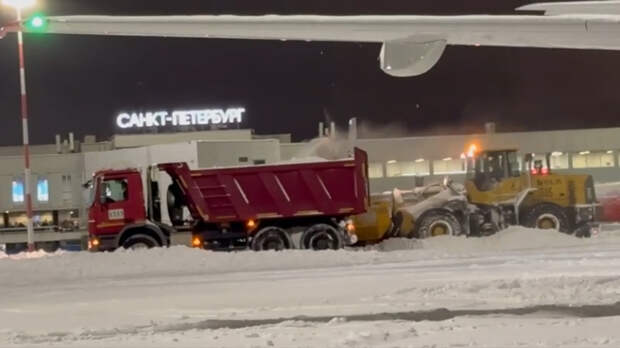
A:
1,114,620,252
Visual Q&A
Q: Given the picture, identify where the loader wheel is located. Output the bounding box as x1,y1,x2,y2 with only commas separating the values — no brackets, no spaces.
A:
415,211,461,239
123,234,159,250
300,224,343,250
524,204,570,233
251,226,292,251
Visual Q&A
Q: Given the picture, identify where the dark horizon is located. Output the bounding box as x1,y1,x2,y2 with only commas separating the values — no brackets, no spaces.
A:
1,0,619,145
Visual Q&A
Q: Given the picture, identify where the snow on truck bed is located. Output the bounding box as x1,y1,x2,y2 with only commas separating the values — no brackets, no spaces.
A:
2,227,620,347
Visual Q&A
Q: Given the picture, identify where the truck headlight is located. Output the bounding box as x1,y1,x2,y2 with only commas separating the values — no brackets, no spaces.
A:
192,236,202,248
88,237,100,250
345,219,356,234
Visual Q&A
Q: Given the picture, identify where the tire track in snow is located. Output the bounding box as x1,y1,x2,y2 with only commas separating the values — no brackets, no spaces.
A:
10,302,620,345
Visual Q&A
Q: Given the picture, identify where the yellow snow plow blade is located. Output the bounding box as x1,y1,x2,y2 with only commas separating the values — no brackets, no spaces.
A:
352,199,393,243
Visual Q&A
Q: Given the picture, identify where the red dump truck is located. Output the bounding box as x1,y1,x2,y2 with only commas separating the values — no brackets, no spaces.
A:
86,148,368,251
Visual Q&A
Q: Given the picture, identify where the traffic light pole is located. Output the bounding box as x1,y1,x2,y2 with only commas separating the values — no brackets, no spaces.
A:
15,8,35,252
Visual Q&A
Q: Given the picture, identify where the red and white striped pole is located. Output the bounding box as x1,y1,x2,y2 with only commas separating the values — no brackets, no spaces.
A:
15,8,35,252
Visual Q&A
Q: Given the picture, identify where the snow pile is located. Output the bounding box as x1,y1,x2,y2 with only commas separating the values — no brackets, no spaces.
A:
1,226,615,287
366,237,422,251
419,226,592,253
2,226,620,347
278,156,328,164
370,226,607,253
0,246,372,286
0,227,620,284
602,223,620,233
0,249,65,261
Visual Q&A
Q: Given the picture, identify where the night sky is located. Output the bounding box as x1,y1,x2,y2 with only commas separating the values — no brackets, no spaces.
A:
1,0,619,145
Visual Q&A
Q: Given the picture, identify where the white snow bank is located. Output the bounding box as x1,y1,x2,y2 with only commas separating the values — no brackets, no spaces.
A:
0,249,65,260
3,226,620,347
279,156,329,164
370,225,613,253
0,246,372,286
419,227,596,252
2,226,618,287
366,237,422,251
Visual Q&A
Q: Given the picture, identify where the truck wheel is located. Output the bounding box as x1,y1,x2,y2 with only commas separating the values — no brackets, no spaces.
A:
415,211,461,239
251,226,292,251
122,234,159,250
301,224,344,250
524,204,570,233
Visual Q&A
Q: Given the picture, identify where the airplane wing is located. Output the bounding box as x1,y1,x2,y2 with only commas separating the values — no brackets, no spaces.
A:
517,0,620,15
1,1,619,77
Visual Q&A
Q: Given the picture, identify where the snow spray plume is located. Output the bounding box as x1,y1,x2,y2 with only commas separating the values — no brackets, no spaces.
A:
357,121,411,139
294,135,350,160
356,120,485,139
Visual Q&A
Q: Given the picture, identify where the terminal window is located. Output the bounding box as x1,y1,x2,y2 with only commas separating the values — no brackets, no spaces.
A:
33,212,53,227
8,213,27,227
433,158,466,175
37,179,49,202
386,160,430,177
12,180,24,203
528,154,569,170
572,151,615,168
549,153,569,169
62,174,73,205
368,162,384,178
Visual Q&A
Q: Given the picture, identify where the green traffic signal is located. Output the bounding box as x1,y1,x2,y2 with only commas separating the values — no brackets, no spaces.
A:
31,16,44,28
24,14,47,32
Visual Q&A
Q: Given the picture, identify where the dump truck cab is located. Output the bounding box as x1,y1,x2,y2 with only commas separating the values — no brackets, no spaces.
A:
85,168,172,251
464,147,600,235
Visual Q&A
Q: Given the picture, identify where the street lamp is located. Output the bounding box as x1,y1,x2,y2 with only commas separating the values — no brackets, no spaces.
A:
2,0,37,252
2,0,36,9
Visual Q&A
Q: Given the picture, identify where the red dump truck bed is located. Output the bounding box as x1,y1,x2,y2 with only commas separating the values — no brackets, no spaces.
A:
158,148,369,224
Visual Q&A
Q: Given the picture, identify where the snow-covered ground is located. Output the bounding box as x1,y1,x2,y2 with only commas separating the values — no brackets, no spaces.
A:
2,226,620,347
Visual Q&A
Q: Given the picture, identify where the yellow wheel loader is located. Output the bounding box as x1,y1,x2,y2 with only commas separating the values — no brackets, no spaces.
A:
464,148,600,236
352,147,600,244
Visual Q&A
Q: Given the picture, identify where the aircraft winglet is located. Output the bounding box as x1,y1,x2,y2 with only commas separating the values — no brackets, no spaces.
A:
517,0,620,15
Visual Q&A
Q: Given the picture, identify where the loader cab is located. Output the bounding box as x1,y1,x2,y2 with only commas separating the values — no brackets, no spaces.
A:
465,148,557,204
466,149,521,192
523,152,552,176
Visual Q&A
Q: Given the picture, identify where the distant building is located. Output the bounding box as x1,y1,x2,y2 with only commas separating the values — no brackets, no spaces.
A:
2,122,620,252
